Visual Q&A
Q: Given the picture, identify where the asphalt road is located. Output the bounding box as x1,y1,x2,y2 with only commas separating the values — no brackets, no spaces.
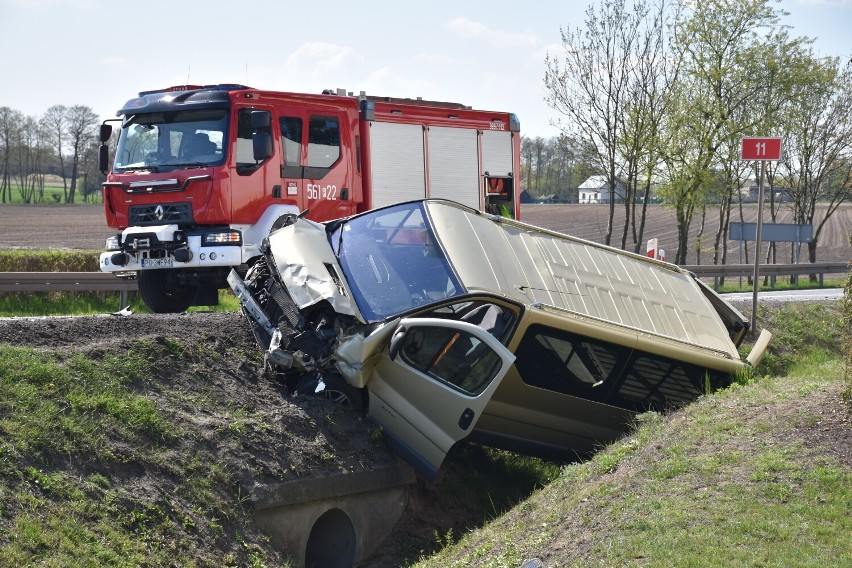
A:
723,288,844,302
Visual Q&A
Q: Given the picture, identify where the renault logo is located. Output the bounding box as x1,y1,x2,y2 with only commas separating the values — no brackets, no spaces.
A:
154,205,164,221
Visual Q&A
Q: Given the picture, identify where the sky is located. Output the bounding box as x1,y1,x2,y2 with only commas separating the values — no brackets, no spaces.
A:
1,0,850,139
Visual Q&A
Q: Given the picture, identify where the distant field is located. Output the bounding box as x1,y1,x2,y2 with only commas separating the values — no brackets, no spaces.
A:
521,202,852,266
0,202,849,266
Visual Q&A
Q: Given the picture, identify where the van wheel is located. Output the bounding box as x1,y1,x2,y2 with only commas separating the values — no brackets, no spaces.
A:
295,373,364,410
138,269,196,313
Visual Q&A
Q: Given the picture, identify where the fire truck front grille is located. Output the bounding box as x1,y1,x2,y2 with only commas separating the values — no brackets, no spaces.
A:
129,203,194,226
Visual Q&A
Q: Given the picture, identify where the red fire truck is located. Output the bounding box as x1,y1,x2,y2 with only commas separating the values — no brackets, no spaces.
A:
97,84,522,312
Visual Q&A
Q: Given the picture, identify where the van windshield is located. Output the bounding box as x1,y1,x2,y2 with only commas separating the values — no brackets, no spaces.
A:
330,202,464,322
114,109,228,172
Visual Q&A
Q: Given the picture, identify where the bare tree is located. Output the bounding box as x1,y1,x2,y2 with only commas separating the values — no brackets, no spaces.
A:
14,115,44,204
545,0,646,246
617,0,677,253
64,105,100,204
40,105,68,200
0,107,23,204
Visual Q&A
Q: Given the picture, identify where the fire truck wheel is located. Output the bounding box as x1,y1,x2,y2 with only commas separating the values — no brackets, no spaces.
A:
138,269,197,313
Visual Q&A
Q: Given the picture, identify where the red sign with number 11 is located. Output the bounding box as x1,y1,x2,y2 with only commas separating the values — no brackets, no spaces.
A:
741,137,782,161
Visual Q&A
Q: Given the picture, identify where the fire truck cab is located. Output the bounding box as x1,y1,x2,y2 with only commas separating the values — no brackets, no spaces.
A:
98,84,521,313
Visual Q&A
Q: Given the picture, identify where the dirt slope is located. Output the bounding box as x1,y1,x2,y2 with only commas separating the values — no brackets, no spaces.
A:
0,312,407,565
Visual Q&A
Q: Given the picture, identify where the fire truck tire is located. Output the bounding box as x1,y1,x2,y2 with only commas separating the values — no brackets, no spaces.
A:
138,269,197,313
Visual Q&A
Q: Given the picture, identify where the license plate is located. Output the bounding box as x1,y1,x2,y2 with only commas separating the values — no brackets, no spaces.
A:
142,258,173,268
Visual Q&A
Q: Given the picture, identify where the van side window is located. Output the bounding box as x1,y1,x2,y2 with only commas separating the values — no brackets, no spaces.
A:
515,326,622,400
305,116,340,177
279,116,303,178
618,354,729,408
399,325,505,396
515,325,730,411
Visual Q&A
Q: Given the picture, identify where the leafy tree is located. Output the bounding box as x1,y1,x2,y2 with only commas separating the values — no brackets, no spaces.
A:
778,55,852,269
658,0,795,264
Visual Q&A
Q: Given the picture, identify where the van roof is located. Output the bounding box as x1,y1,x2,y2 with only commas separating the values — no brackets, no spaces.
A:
425,200,739,359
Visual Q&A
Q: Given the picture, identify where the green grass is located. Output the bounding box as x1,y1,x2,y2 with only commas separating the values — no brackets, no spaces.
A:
0,289,240,316
1,184,101,205
0,249,240,315
0,249,102,272
415,302,851,568
0,343,180,565
0,337,279,566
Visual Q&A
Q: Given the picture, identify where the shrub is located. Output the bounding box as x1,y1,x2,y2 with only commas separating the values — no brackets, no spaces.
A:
0,250,101,272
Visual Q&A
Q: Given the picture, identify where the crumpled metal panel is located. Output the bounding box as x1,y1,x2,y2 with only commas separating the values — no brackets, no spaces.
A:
266,218,359,319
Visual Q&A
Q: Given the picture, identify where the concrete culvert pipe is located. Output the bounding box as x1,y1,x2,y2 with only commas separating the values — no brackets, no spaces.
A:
304,508,356,568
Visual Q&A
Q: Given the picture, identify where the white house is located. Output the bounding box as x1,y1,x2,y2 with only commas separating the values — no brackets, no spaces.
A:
578,175,625,204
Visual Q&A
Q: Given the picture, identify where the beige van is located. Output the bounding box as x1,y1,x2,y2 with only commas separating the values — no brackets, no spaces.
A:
229,199,770,479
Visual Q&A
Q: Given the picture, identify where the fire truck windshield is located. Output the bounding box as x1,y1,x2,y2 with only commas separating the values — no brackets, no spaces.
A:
114,108,228,172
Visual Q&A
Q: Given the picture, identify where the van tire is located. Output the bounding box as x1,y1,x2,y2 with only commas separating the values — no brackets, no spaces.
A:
295,373,364,410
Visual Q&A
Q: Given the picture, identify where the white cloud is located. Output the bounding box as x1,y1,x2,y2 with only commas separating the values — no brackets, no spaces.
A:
283,42,363,78
358,66,434,98
413,53,466,66
5,0,97,8
102,56,130,69
446,16,540,48
796,0,851,5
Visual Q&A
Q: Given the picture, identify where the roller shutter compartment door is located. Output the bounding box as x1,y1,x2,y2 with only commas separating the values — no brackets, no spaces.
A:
370,122,426,209
481,130,514,177
427,126,480,210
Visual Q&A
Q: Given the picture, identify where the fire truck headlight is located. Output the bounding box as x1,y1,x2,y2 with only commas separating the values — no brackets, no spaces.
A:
202,230,242,246
105,236,121,251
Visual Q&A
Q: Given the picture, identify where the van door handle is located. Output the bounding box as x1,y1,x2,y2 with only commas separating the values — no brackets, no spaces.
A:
458,408,475,430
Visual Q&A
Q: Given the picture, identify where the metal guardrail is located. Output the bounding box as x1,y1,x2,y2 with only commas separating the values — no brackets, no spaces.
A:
0,272,137,293
681,262,848,288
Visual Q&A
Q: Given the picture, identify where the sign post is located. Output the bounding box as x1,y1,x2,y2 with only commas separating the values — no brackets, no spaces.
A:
741,137,782,332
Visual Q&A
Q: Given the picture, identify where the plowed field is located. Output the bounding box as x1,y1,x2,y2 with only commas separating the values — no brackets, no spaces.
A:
1,202,849,265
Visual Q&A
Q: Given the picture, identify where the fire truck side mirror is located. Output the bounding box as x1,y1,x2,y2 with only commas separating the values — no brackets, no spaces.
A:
99,124,113,143
250,110,271,130
98,123,112,174
253,133,273,161
250,110,273,161
98,145,110,174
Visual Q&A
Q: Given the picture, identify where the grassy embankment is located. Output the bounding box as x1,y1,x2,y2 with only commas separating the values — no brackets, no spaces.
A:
0,326,282,566
0,299,847,566
413,298,851,567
